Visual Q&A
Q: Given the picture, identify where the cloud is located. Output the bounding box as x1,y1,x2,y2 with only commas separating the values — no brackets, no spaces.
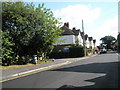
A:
53,4,117,46
92,16,118,45
53,4,101,29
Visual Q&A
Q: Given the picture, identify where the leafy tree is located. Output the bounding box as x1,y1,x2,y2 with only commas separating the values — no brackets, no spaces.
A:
1,31,14,66
2,1,63,65
2,2,35,64
100,35,116,50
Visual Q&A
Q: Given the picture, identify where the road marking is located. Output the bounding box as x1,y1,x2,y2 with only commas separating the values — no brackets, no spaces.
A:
0,61,72,83
1,55,97,83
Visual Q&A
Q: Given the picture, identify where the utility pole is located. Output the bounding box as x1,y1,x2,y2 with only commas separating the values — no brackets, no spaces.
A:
82,20,86,56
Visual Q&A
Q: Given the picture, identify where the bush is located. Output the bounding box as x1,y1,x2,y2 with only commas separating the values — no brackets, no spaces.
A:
2,2,62,66
92,49,96,54
49,45,84,59
49,50,69,59
69,46,84,58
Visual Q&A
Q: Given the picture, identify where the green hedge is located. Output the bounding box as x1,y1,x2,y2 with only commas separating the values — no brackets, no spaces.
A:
49,46,84,59
49,51,69,59
69,46,84,58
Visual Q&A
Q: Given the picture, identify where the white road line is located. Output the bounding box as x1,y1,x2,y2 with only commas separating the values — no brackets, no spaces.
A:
0,61,72,83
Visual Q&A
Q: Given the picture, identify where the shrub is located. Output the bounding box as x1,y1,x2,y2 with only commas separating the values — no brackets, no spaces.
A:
69,46,84,58
49,50,69,59
49,45,84,59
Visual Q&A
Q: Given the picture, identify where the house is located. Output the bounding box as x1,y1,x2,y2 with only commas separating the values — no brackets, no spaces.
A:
54,22,83,51
54,22,83,46
88,37,93,49
55,22,76,46
72,27,83,46
84,34,90,48
54,22,96,53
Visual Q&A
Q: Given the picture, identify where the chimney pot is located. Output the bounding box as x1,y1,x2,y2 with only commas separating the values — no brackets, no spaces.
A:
66,22,69,28
73,27,76,30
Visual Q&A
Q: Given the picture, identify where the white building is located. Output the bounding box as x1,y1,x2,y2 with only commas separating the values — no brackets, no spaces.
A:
54,22,83,47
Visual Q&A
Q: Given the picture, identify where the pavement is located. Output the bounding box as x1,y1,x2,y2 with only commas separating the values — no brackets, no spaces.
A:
1,53,119,88
0,55,96,82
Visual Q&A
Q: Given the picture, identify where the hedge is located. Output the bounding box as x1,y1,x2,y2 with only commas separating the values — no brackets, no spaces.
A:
49,46,84,59
69,46,84,58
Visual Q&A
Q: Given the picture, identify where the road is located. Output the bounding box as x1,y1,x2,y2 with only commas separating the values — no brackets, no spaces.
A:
2,53,119,89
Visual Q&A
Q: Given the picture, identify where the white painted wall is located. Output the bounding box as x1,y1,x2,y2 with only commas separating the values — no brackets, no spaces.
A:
85,40,90,48
54,35,75,45
78,33,83,45
75,33,83,46
85,40,94,49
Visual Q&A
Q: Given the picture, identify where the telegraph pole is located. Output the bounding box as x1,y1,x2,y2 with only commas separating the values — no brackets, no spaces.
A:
82,20,86,56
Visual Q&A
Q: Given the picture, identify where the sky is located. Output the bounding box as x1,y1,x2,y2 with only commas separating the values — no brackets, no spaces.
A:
33,1,118,46
7,0,118,46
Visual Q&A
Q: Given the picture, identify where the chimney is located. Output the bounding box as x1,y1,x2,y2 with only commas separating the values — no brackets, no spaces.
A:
73,27,76,30
64,23,67,26
66,22,69,28
64,22,69,28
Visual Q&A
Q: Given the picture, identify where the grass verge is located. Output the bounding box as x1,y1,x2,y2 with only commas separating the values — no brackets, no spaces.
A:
0,60,54,71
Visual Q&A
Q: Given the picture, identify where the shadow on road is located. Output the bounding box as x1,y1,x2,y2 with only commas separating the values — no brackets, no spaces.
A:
51,60,119,89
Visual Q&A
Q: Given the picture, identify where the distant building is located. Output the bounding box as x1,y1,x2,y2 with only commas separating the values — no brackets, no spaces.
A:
72,27,83,46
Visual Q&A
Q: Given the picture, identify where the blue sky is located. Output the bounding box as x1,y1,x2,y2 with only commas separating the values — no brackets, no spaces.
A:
13,0,116,46
32,1,118,45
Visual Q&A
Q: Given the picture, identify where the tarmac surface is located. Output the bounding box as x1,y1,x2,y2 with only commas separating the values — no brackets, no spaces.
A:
1,55,91,82
1,53,119,88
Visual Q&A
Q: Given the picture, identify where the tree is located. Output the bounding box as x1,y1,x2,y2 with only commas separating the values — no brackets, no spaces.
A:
1,31,15,66
2,1,63,65
100,35,116,50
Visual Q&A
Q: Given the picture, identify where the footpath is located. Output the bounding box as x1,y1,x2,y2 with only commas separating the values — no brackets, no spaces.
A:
0,55,97,82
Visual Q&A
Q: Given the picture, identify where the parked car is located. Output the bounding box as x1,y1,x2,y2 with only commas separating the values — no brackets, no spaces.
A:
100,49,107,54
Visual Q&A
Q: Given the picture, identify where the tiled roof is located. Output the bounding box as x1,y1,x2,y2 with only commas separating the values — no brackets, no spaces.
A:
72,29,80,36
61,25,74,35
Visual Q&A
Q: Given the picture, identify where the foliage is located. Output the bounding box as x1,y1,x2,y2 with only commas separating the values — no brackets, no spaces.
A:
49,49,69,59
86,48,92,53
1,31,14,66
2,1,62,65
86,48,92,55
100,35,116,50
92,49,96,54
75,38,79,46
69,46,84,57
49,45,84,59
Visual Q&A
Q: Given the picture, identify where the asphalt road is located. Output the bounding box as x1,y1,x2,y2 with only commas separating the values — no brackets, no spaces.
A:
2,53,119,89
